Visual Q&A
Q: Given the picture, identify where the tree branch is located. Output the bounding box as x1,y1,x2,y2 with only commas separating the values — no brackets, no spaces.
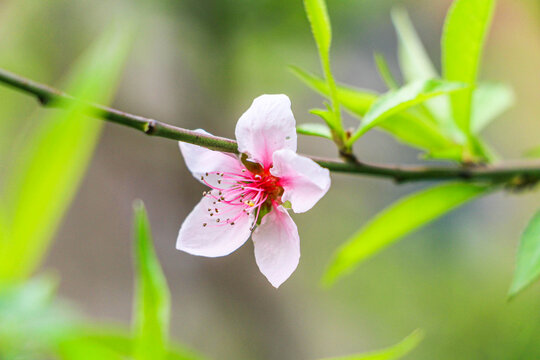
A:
1,67,539,185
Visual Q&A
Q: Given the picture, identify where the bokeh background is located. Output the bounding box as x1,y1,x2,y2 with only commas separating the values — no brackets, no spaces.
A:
2,0,540,359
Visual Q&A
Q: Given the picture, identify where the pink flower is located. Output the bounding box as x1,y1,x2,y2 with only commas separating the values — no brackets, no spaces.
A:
177,94,331,287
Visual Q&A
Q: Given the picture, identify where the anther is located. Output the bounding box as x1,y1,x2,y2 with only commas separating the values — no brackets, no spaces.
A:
216,218,220,223
203,223,207,227
200,176,204,180
230,222,235,225
205,172,208,176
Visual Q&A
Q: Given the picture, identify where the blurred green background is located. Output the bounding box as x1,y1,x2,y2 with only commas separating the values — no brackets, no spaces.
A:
1,0,540,359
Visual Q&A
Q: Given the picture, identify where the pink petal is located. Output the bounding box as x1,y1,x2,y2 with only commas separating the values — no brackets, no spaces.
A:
235,94,297,168
271,149,331,213
177,191,253,257
179,129,243,188
252,206,300,288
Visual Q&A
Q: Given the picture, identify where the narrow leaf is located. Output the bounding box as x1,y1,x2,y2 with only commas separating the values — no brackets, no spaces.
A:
323,183,489,285
509,210,540,297
350,79,467,143
374,53,399,90
133,200,171,360
391,7,437,83
0,23,134,280
391,7,453,131
303,0,331,63
442,0,495,134
297,122,333,140
303,0,342,130
471,82,514,134
321,329,424,360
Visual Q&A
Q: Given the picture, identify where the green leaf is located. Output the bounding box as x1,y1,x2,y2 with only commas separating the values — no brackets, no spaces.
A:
349,79,467,144
0,276,77,359
323,183,489,285
303,0,342,131
0,23,134,280
297,122,333,140
524,146,540,159
391,7,455,133
133,200,171,360
374,53,399,90
303,0,331,64
471,82,514,134
391,7,437,83
321,329,424,360
59,326,204,360
442,0,495,135
291,66,459,156
509,210,540,297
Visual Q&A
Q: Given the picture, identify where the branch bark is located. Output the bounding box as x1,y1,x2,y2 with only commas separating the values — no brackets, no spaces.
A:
1,67,539,185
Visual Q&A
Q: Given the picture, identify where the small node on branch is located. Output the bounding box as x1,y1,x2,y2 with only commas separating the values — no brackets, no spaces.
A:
144,119,157,135
37,94,51,106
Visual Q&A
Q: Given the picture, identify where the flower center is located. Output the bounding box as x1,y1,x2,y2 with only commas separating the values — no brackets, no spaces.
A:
200,166,283,228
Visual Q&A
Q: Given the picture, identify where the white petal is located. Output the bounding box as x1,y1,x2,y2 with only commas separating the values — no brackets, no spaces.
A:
271,149,331,213
252,206,300,288
177,191,253,257
179,129,243,188
235,94,297,168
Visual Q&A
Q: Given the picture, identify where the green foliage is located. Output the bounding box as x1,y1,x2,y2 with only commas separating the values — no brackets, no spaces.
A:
58,326,203,360
323,183,490,285
509,210,540,297
374,53,398,90
0,276,77,359
391,7,454,133
442,0,495,136
133,201,171,360
297,122,333,139
471,82,514,134
320,329,423,360
391,7,437,84
303,0,343,139
0,23,134,281
348,79,467,144
290,66,460,156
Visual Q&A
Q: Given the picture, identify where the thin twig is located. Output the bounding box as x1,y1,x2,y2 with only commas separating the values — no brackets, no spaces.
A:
1,67,539,185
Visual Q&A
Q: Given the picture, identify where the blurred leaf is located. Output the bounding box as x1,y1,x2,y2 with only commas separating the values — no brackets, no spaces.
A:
374,53,399,90
323,183,489,285
471,82,515,134
133,200,171,360
58,326,204,360
58,336,125,360
0,23,134,280
0,276,77,359
442,0,495,135
321,329,424,360
509,210,540,298
291,66,459,156
524,146,540,158
391,7,455,133
297,122,333,139
391,7,437,83
349,79,467,144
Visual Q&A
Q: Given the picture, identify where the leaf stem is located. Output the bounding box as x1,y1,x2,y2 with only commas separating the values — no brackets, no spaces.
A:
1,67,540,185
